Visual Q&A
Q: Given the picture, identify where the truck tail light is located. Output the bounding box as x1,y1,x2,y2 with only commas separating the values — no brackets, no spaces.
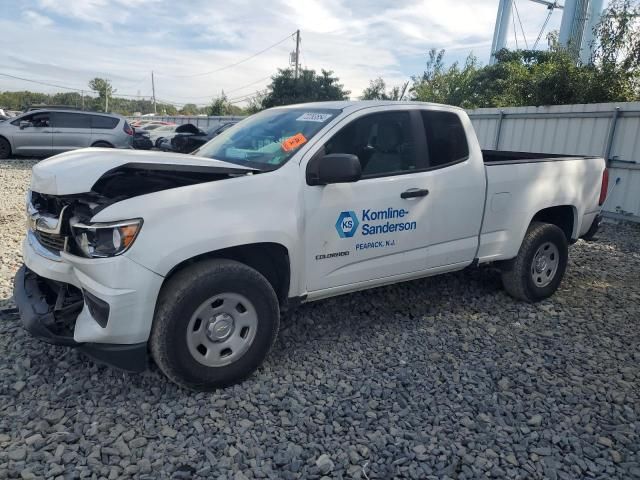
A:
123,122,134,136
599,168,609,206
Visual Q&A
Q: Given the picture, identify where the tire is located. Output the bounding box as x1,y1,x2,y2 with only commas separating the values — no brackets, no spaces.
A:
501,221,568,302
150,259,280,391
91,141,113,148
0,137,11,159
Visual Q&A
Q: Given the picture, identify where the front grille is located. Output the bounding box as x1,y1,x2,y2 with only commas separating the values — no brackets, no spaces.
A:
34,230,67,252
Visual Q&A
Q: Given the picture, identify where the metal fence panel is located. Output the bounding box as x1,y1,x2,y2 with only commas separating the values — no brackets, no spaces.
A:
128,115,245,129
468,102,640,220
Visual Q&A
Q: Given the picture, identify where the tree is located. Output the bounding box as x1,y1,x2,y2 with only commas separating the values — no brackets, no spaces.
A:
260,68,350,109
411,49,482,107
591,0,640,98
209,91,230,116
360,77,409,100
180,103,199,115
245,91,267,114
88,77,115,112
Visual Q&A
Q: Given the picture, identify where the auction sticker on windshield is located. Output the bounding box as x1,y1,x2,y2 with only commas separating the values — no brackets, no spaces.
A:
296,112,333,122
281,133,308,152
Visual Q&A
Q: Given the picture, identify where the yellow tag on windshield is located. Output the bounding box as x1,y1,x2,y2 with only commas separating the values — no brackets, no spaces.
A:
281,133,307,152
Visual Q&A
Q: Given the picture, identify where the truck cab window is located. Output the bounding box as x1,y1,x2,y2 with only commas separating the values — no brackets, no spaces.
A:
325,112,417,177
421,110,469,168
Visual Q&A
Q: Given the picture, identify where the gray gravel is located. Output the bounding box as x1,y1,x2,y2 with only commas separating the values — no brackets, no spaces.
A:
1,159,640,479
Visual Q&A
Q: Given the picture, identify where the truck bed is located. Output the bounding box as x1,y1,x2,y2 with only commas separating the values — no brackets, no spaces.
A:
477,153,604,264
482,150,596,165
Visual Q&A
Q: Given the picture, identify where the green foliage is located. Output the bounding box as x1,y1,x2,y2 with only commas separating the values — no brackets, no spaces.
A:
410,43,639,108
0,90,178,116
360,77,409,100
180,103,199,115
407,1,640,108
260,68,350,109
88,78,115,99
208,92,230,116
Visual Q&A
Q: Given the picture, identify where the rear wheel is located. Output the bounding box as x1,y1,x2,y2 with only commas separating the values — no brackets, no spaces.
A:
0,137,11,159
150,259,280,391
501,222,568,302
91,141,113,148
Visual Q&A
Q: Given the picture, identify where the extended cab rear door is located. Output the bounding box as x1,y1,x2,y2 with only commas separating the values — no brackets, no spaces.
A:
416,109,486,269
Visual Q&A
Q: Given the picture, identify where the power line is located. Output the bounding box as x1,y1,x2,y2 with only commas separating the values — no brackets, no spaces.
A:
157,31,296,79
0,72,155,100
513,0,529,49
0,72,85,92
163,74,273,101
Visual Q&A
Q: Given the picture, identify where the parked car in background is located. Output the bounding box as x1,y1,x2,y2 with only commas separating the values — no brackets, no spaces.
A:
158,121,238,154
149,124,178,147
132,128,153,150
0,109,133,158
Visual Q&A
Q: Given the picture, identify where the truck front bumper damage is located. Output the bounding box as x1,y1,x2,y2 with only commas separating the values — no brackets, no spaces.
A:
13,266,148,372
13,234,164,372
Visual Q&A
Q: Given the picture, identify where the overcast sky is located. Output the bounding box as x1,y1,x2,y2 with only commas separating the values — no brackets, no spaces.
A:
1,0,572,106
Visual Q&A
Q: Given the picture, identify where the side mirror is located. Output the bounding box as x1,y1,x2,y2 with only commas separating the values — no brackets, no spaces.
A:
19,121,32,130
307,153,362,186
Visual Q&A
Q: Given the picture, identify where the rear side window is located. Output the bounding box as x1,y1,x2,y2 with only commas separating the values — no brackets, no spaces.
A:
52,112,91,129
421,111,469,168
91,115,119,129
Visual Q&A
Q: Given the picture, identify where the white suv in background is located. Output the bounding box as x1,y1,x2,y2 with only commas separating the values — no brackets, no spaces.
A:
0,109,133,158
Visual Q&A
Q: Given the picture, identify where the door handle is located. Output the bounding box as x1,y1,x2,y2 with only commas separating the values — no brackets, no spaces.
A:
51,130,63,133
401,188,429,199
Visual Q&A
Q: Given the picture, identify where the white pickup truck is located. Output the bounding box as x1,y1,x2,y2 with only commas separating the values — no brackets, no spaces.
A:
14,101,608,390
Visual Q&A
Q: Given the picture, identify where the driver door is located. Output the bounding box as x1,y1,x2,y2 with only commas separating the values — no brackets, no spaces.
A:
303,108,433,292
11,112,53,156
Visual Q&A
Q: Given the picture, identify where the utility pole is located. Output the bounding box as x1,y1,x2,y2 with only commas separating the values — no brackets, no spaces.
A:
294,29,300,79
151,71,157,115
81,90,84,110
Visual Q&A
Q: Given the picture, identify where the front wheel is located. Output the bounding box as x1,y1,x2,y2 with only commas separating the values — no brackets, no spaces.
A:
501,221,568,302
150,259,280,391
0,137,11,159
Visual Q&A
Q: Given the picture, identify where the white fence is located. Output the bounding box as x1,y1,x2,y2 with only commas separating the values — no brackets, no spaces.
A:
132,104,640,222
468,102,640,221
128,115,245,129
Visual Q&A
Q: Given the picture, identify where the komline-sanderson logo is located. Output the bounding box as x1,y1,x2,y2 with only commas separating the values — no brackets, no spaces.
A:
335,211,359,238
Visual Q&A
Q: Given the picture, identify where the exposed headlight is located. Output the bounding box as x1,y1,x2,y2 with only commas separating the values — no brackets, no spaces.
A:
71,219,142,258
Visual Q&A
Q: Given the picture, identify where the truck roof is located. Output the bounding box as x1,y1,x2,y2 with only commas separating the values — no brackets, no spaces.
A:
274,100,465,114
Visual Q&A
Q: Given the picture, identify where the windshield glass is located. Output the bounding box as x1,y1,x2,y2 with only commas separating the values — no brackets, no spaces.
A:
195,108,340,170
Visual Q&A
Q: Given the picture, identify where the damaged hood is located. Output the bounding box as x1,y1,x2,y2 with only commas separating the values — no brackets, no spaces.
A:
31,148,254,195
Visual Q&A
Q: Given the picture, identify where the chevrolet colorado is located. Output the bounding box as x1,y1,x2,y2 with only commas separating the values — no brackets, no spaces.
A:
13,101,608,390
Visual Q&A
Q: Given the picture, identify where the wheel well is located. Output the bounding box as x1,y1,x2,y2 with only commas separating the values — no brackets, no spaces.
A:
0,135,11,150
164,243,291,307
532,206,575,240
91,140,113,147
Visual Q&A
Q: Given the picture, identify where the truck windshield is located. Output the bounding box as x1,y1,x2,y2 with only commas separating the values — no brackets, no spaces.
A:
195,108,340,170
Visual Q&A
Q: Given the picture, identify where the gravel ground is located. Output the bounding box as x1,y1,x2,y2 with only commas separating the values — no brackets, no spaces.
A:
1,159,639,479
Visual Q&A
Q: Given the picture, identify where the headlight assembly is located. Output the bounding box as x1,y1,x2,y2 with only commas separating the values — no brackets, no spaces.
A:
71,219,142,258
